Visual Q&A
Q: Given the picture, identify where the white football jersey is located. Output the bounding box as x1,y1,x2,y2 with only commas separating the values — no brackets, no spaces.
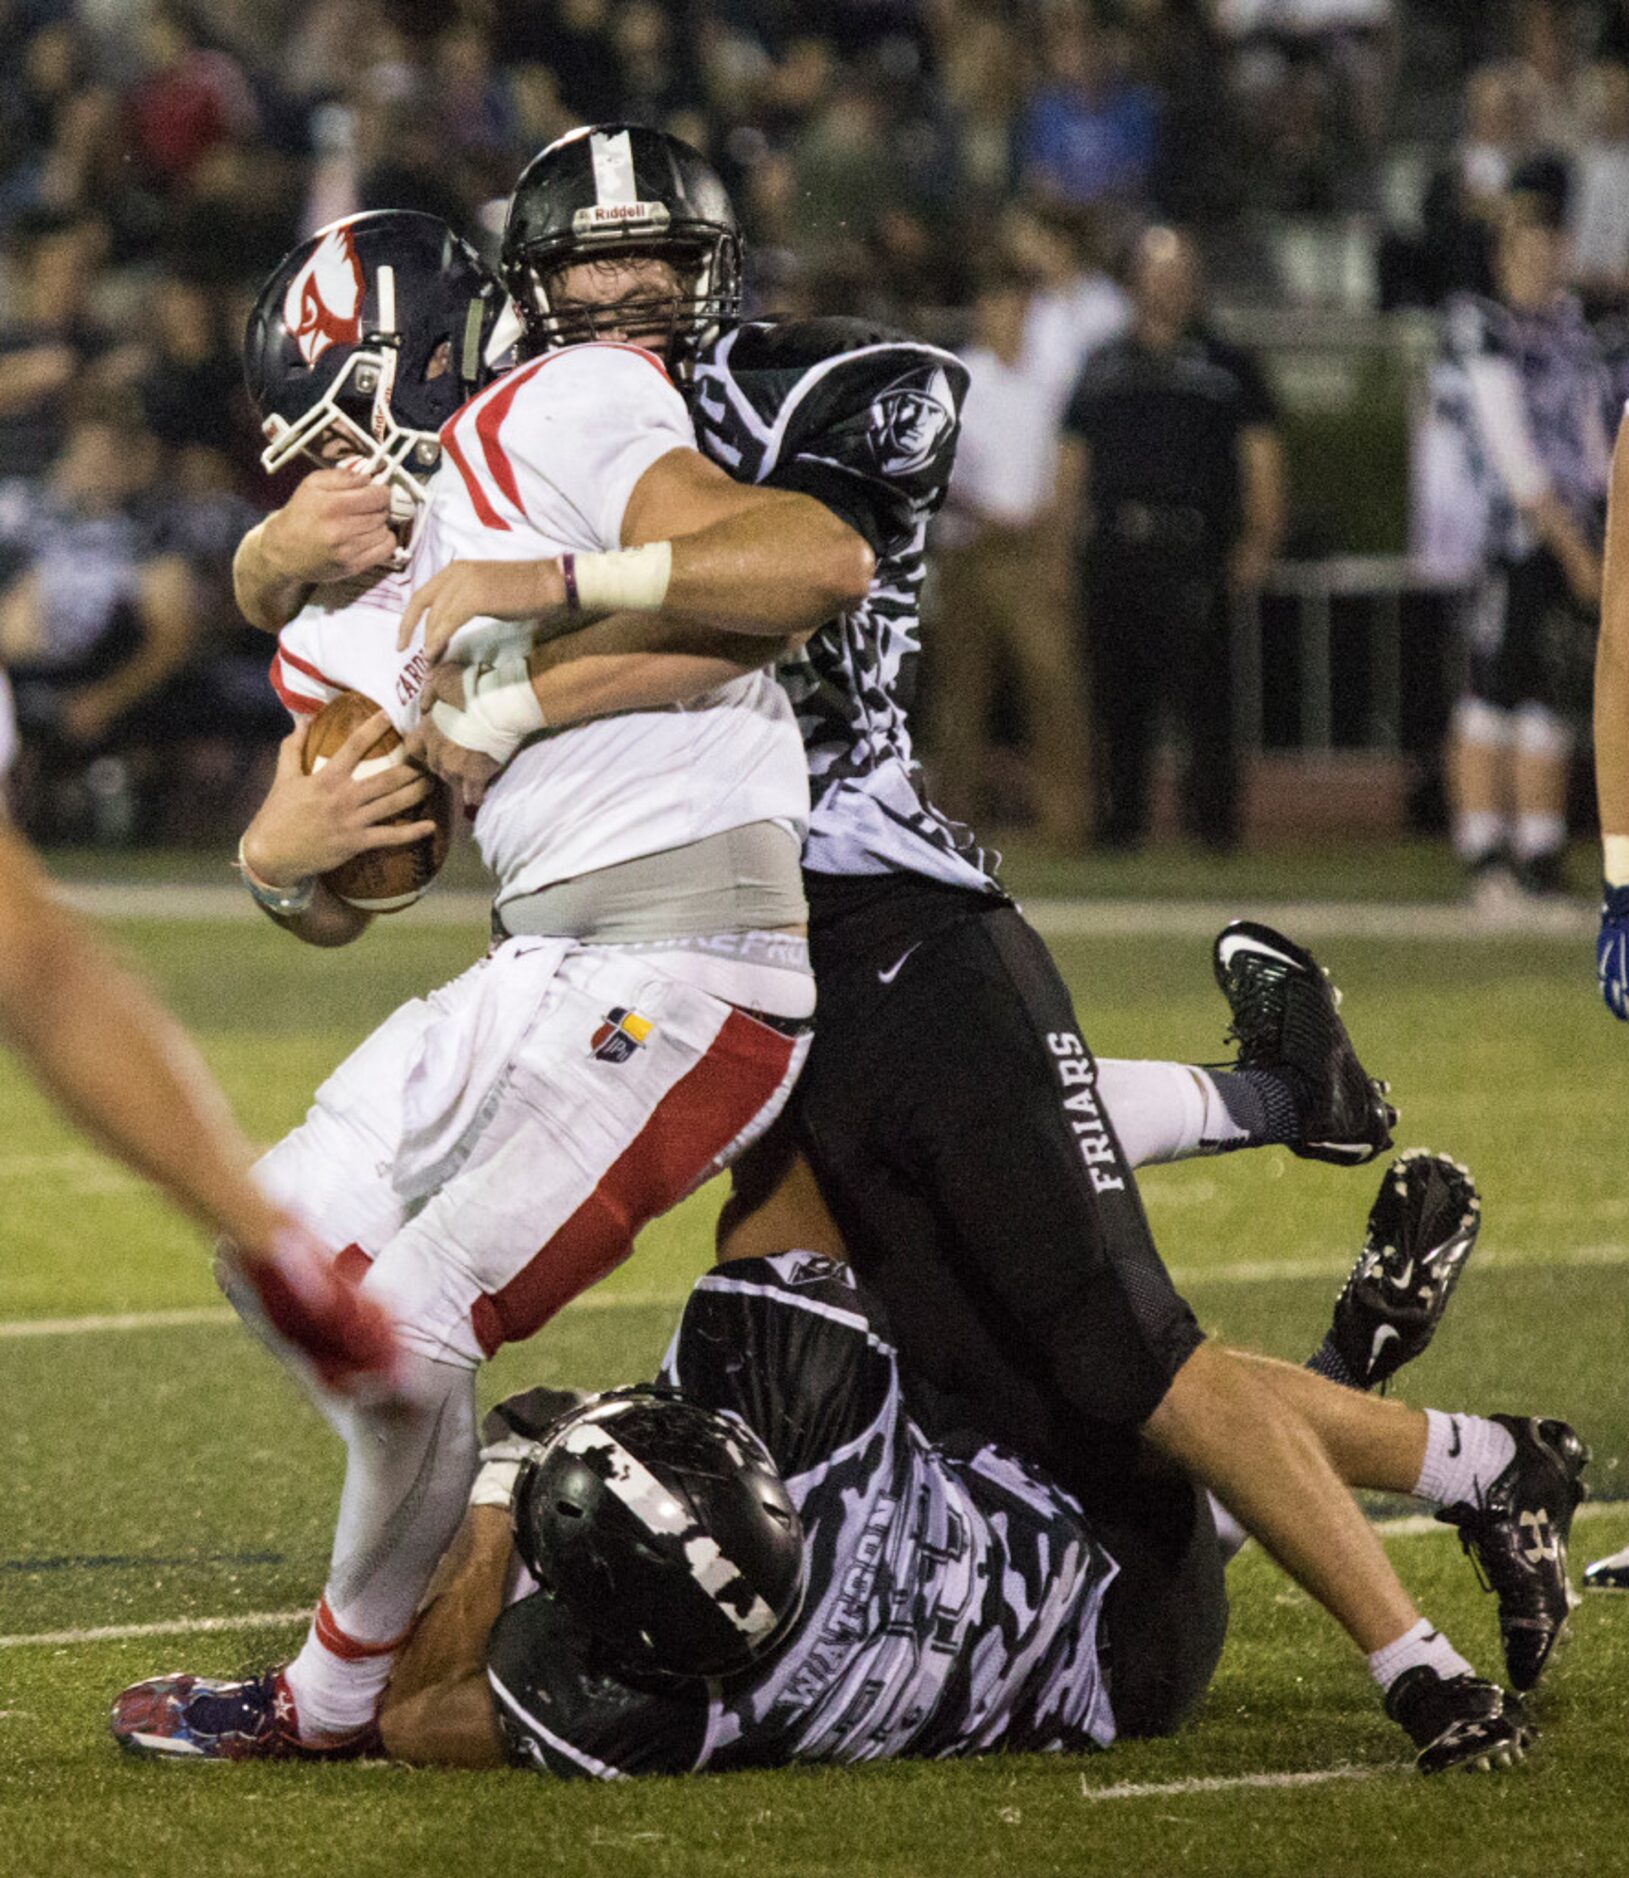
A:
270,342,809,905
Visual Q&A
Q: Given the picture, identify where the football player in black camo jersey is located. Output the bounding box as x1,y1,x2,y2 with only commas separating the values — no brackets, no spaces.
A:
232,125,1578,1774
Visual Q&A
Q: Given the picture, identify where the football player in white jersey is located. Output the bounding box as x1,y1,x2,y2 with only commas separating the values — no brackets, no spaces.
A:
115,210,879,1760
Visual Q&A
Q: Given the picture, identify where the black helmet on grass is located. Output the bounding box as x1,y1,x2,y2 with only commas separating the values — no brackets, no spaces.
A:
513,1386,805,1682
502,124,741,367
244,211,503,537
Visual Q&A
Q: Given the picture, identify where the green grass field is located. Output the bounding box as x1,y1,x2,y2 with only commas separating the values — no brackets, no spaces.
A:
3,884,1628,1878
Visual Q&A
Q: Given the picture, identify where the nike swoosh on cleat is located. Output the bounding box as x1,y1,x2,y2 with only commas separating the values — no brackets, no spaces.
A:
1218,933,1301,973
877,943,922,987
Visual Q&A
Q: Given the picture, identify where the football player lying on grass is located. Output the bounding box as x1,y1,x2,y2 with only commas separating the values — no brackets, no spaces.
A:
114,1154,1590,1777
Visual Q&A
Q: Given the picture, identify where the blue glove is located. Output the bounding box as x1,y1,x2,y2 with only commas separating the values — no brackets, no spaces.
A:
1598,883,1629,1020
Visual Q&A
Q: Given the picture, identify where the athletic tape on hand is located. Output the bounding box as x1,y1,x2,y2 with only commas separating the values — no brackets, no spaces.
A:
429,655,546,765
469,1436,542,1511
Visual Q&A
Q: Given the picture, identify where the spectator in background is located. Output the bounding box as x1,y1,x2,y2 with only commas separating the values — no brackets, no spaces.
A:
1381,62,1538,309
1438,185,1609,904
1512,0,1590,155
1005,202,1131,413
931,260,1090,848
0,211,113,483
1058,227,1285,852
0,406,198,835
1569,62,1629,304
1018,11,1160,210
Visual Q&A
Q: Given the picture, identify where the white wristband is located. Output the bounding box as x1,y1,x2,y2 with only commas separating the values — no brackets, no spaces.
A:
1605,834,1629,888
429,654,546,765
563,540,672,615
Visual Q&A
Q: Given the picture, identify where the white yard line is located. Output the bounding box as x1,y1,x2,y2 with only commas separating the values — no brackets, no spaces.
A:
0,1610,309,1650
49,882,1594,942
1079,1765,1388,1802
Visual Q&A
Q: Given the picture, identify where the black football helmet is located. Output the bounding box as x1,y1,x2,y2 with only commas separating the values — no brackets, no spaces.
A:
512,1386,806,1683
502,124,741,368
244,211,504,539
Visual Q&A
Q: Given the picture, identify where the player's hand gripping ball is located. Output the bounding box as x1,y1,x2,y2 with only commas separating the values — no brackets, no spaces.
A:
302,692,454,911
1599,883,1629,1021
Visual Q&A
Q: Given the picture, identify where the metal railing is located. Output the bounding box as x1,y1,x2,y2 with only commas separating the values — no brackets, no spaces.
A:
1236,556,1464,752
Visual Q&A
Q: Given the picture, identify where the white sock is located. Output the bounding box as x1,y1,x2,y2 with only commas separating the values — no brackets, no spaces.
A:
1454,809,1507,864
283,1602,401,1741
1097,1060,1232,1167
1512,812,1565,862
1208,1492,1251,1563
1368,1616,1474,1693
284,1352,478,1740
1413,1410,1517,1510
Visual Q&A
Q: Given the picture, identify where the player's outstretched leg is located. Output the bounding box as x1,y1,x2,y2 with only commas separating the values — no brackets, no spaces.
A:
1434,1415,1590,1691
1213,921,1397,1165
1309,1150,1482,1392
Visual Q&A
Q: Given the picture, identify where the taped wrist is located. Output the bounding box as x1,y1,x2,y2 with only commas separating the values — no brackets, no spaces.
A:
561,540,672,616
430,655,546,764
469,1436,541,1511
1603,834,1629,891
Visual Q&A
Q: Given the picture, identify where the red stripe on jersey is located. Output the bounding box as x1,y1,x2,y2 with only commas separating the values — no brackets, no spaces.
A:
440,417,509,532
278,644,341,690
472,361,545,522
469,1010,796,1355
268,653,327,716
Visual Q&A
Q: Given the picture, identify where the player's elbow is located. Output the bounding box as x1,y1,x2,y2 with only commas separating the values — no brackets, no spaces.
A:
809,526,875,616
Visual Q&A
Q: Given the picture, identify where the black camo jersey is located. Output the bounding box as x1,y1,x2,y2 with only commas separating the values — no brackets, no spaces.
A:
689,318,1002,893
485,1254,1118,1777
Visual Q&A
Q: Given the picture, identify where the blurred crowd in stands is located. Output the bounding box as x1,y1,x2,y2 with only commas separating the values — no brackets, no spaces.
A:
0,0,1626,860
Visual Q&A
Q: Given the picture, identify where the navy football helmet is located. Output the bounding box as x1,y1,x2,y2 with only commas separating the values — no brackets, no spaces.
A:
502,124,741,367
512,1386,806,1683
244,211,504,534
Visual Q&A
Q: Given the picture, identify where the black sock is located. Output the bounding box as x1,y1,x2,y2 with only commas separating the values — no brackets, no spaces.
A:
1211,1067,1302,1146
1306,1332,1366,1391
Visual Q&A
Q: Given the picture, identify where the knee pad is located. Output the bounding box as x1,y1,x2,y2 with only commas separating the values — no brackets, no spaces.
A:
1452,696,1514,751
1512,702,1571,762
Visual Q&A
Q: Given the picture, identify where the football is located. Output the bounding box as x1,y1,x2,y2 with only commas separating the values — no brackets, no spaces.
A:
301,690,454,912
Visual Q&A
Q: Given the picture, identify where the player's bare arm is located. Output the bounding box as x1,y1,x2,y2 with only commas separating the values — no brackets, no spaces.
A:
399,451,874,661
406,615,811,806
234,468,397,633
377,1505,510,1768
1596,411,1629,1015
0,822,400,1393
239,713,437,946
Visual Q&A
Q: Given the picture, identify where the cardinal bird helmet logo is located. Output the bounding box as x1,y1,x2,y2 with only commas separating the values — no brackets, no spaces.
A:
283,224,365,367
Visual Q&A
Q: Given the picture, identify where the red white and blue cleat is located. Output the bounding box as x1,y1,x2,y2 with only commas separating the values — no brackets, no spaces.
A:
110,1668,377,1762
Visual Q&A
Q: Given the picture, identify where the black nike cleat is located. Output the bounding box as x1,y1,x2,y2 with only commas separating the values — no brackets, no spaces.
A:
1212,921,1397,1166
1436,1416,1590,1691
1584,1544,1629,1591
1384,1666,1530,1774
1329,1151,1481,1389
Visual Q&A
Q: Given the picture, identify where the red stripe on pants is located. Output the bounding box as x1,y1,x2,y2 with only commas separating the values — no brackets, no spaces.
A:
469,1010,796,1356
